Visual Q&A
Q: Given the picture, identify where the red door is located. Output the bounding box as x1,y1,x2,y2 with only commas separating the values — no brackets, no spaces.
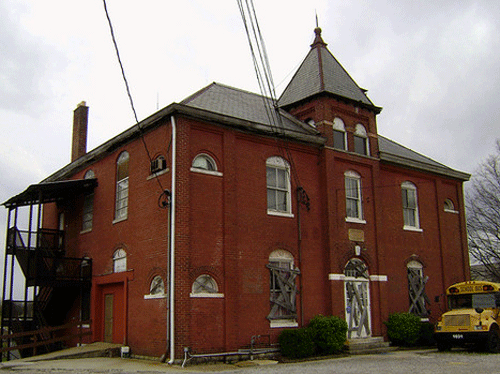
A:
97,283,125,344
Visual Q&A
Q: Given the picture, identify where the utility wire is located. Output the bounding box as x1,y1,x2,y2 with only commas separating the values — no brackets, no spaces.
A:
237,0,304,193
102,0,167,196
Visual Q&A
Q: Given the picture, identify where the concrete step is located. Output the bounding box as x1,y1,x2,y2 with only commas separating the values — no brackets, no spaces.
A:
345,337,396,355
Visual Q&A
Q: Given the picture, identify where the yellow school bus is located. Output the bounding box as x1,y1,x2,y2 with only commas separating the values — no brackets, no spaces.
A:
434,281,500,352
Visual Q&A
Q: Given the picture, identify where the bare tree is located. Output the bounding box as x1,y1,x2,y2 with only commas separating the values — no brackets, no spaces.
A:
467,140,500,282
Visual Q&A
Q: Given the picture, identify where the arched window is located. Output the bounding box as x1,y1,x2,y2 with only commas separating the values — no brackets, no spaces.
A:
113,249,127,273
345,171,363,222
266,157,292,215
402,181,420,229
82,170,95,232
444,199,457,213
267,250,299,326
333,117,347,150
191,274,220,295
192,154,217,171
115,151,129,221
150,276,165,295
353,124,369,156
407,260,429,317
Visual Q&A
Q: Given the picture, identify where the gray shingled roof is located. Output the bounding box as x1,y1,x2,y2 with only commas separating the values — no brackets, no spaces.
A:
278,29,379,111
378,135,469,180
181,82,320,139
41,81,467,183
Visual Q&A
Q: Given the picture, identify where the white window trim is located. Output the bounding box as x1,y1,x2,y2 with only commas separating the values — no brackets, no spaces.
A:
354,124,370,156
144,293,168,300
402,181,420,230
444,199,459,214
147,168,169,180
270,319,298,328
345,171,364,221
267,210,294,218
403,226,424,232
189,292,224,298
192,153,218,173
345,217,367,224
333,117,347,151
329,273,388,282
190,167,223,177
266,157,292,216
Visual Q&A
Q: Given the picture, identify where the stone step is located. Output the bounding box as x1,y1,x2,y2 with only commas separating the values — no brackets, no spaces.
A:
345,337,396,355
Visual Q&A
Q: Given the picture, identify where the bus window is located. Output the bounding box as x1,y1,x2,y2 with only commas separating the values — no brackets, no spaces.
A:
473,293,496,309
449,294,472,309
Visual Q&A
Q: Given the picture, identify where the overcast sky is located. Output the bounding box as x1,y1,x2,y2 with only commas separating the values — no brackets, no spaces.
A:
1,0,499,246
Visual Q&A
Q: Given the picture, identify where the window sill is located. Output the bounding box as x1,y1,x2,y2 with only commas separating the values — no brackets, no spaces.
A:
147,168,169,180
190,293,224,298
267,210,294,218
403,226,423,232
270,319,298,328
144,294,168,300
113,216,128,225
345,217,366,224
80,228,92,234
444,209,459,214
190,167,223,177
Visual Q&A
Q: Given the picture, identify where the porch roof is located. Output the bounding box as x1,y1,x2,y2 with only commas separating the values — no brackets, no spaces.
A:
3,178,97,208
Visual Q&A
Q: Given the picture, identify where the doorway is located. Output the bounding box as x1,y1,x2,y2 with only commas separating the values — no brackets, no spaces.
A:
344,259,371,339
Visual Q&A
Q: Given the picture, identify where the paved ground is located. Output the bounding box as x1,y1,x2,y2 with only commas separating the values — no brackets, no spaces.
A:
3,347,500,373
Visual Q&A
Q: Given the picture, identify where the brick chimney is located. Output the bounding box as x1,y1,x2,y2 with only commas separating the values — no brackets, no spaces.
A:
71,101,89,162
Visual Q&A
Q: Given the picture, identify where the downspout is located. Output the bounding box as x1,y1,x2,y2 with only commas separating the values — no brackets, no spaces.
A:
168,115,177,364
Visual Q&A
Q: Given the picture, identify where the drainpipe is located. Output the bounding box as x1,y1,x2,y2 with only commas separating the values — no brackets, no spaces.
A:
168,115,177,364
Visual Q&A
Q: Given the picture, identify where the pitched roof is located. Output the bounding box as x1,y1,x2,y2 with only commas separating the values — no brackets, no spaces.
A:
278,28,381,112
181,82,321,140
378,135,470,180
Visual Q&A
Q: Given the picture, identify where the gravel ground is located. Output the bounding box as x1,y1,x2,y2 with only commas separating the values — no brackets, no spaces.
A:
3,349,500,374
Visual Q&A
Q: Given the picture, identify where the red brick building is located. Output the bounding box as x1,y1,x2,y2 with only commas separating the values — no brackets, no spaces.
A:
2,28,469,360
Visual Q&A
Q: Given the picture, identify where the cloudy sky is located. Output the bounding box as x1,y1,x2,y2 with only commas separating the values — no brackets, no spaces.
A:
1,0,499,241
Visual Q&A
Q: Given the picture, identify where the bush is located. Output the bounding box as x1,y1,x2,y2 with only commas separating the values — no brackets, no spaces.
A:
418,321,436,346
384,313,422,346
278,327,316,359
308,315,348,355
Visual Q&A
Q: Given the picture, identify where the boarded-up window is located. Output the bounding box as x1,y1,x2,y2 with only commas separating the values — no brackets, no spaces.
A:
407,260,429,317
267,250,299,320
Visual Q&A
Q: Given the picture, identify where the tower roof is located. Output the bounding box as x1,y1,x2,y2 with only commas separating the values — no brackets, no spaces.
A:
278,28,381,113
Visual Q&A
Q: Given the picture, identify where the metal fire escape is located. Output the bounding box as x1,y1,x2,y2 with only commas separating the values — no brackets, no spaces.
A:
1,179,96,359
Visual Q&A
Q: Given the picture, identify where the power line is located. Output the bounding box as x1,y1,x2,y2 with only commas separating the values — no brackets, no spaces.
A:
236,0,305,196
102,0,166,196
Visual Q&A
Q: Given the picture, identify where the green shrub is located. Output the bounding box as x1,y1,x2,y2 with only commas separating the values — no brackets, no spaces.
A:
278,327,316,358
384,313,422,346
418,321,436,346
308,315,348,355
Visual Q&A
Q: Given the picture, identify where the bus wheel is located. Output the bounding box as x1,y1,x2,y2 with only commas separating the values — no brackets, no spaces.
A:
487,329,500,353
437,341,451,352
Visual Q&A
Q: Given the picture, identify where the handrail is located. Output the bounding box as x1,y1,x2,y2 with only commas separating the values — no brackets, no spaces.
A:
0,320,92,355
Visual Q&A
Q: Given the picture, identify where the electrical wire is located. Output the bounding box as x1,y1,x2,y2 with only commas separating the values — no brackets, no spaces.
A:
102,0,167,197
236,0,305,199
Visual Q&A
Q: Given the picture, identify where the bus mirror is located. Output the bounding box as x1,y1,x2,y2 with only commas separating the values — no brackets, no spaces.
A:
475,308,484,314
